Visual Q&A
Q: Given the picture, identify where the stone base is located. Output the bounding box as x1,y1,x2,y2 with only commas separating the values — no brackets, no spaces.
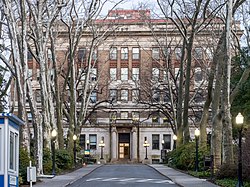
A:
142,159,151,164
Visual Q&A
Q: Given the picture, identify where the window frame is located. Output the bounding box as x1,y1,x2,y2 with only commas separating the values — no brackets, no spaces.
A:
121,89,128,102
110,68,117,81
132,89,139,103
78,48,86,62
121,68,128,81
163,134,171,149
152,47,160,60
132,68,139,81
109,89,117,102
90,90,97,103
110,47,117,60
89,134,97,150
120,111,128,119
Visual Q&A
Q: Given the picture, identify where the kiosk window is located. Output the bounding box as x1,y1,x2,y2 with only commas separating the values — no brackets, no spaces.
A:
9,131,17,171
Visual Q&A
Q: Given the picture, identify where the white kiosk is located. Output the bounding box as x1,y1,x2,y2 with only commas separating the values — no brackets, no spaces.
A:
0,113,24,187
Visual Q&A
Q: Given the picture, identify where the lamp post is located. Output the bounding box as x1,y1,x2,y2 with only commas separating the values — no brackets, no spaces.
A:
236,112,244,187
73,134,77,167
195,128,200,172
143,137,150,160
99,138,105,159
161,139,165,163
173,134,177,150
51,129,57,175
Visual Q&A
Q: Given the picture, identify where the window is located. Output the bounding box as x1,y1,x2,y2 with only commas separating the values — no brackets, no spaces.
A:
121,47,128,60
163,47,171,58
132,68,139,81
9,131,18,171
47,48,52,60
152,89,160,102
78,48,86,62
110,89,117,102
110,68,117,81
90,68,97,81
163,134,171,149
36,69,40,81
27,113,32,122
152,48,160,60
27,51,33,61
121,89,128,102
92,49,97,61
163,91,170,103
28,69,33,81
194,47,203,59
152,68,160,81
175,48,182,60
152,112,160,123
152,134,159,150
89,134,97,150
132,47,140,60
110,111,117,122
79,69,86,81
175,68,180,80
120,111,128,119
36,90,41,102
194,67,203,83
121,68,128,81
132,112,139,121
79,134,86,149
110,47,117,60
132,89,139,102
90,91,97,103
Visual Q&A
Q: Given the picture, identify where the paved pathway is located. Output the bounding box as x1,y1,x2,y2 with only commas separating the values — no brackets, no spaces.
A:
149,164,220,187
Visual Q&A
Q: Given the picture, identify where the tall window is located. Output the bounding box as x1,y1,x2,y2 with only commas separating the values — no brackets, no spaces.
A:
175,48,182,59
152,89,160,102
152,68,160,81
152,134,159,150
194,47,203,59
120,111,128,119
163,134,171,149
121,47,128,60
89,134,97,150
92,49,97,61
78,48,86,62
9,131,17,171
121,89,128,102
110,47,117,60
132,68,139,81
110,89,117,102
90,91,97,103
132,89,139,102
28,69,33,81
132,47,140,60
79,134,86,149
163,47,171,58
152,48,160,60
121,68,128,81
27,51,33,61
110,68,117,81
194,67,203,83
90,68,97,81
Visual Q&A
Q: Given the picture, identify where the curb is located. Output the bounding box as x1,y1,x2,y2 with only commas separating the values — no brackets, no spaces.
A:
146,164,183,187
64,165,103,187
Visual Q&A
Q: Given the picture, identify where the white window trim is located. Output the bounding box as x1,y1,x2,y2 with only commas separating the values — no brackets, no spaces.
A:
8,126,19,174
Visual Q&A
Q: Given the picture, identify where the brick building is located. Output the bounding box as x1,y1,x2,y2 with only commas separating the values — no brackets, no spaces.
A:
19,9,241,164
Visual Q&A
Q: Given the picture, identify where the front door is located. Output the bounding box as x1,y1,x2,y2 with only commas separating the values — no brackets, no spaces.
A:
118,133,130,159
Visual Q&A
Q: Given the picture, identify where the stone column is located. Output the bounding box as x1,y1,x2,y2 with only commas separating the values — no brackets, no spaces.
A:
111,126,117,162
132,126,137,162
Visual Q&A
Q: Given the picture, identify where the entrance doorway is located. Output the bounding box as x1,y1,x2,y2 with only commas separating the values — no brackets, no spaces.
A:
118,133,130,159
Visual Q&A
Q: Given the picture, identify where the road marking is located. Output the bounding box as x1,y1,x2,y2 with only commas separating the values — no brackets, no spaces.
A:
155,180,175,184
119,178,138,181
86,178,102,181
136,179,155,182
102,178,119,181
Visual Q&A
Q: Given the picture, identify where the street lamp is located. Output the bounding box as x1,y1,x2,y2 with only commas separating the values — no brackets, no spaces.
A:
195,128,200,172
99,137,105,159
73,134,77,167
143,137,150,160
236,112,244,187
51,129,57,175
173,134,177,150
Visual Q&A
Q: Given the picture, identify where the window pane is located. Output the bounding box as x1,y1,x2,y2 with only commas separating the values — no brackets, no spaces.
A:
163,134,171,149
121,112,128,119
121,89,128,102
152,48,159,59
78,48,86,62
27,51,33,61
90,68,97,81
79,134,86,149
132,68,139,81
152,134,159,150
175,48,182,59
110,68,117,80
89,134,97,150
90,91,97,103
132,47,139,60
152,68,159,81
194,48,203,59
110,47,117,60
121,68,128,80
110,89,117,102
121,47,128,60
9,132,14,170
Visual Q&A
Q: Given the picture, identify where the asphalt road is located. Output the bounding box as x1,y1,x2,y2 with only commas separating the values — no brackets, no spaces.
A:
68,164,179,187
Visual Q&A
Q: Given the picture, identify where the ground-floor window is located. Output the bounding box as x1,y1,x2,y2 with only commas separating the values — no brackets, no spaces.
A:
89,134,97,150
163,134,171,149
152,134,159,150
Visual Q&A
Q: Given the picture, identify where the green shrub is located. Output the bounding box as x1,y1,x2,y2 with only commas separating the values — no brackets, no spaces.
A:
19,147,31,184
43,148,52,174
216,163,237,179
55,149,73,170
167,142,210,171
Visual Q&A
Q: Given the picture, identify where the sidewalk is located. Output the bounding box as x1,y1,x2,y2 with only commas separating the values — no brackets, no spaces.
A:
149,164,220,187
33,164,102,187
